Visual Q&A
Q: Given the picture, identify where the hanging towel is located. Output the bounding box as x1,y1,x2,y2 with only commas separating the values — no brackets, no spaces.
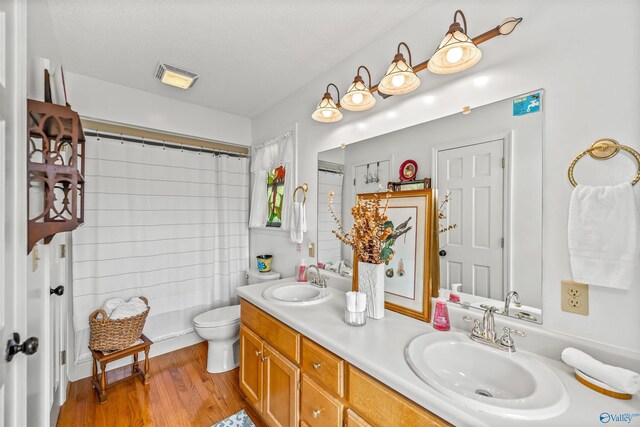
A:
290,201,307,244
568,182,639,289
561,347,640,394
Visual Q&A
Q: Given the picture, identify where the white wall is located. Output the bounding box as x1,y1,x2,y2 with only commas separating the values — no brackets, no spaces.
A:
251,0,640,353
64,72,252,146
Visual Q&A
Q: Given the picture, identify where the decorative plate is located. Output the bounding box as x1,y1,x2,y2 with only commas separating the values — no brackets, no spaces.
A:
399,159,418,181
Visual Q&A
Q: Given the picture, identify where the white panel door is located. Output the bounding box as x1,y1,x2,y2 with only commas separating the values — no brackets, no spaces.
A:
0,1,28,426
437,139,504,299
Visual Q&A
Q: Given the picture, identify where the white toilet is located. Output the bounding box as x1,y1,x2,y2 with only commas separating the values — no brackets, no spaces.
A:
193,268,280,373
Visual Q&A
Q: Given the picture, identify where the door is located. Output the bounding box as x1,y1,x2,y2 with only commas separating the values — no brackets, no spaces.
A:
353,160,390,197
0,1,29,426
49,238,67,426
262,343,299,427
437,139,504,299
239,326,263,412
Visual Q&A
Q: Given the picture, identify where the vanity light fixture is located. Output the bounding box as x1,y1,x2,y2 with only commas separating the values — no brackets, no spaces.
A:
341,66,376,111
312,84,343,123
427,10,482,75
498,17,523,35
378,42,421,96
155,62,199,89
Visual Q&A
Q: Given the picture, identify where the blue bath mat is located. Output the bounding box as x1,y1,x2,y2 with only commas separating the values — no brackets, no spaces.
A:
212,409,255,427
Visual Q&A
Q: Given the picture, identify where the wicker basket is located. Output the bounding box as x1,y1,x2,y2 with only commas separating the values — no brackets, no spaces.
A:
89,296,150,351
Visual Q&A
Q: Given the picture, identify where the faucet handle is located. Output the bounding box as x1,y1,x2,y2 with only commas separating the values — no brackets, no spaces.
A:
463,316,481,334
500,326,526,349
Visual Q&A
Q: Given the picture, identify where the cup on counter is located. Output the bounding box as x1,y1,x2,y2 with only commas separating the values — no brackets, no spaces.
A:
344,291,367,327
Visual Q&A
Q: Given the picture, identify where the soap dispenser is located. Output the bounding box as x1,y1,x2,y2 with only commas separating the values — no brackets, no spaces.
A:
433,290,451,331
449,283,462,303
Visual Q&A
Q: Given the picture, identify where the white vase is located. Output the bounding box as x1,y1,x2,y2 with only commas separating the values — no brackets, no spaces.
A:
358,262,385,319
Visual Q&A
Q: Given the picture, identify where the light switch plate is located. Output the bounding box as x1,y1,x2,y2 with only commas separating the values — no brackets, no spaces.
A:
561,280,588,315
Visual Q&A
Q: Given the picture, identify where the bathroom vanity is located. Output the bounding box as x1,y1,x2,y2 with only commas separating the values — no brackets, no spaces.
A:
238,278,640,427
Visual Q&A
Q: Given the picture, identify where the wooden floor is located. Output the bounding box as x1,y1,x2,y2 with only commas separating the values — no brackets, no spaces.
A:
57,342,266,427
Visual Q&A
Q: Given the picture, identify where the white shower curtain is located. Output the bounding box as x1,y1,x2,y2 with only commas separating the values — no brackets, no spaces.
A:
72,135,249,362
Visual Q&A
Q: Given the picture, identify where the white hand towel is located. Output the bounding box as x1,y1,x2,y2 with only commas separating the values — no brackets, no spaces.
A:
568,183,639,289
290,201,307,244
102,298,125,317
109,297,148,320
561,347,640,394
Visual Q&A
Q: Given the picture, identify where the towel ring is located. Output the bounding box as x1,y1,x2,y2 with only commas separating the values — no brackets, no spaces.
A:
568,139,640,187
293,183,308,205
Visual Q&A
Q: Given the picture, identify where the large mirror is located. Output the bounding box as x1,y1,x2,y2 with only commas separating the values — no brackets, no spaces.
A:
317,91,544,323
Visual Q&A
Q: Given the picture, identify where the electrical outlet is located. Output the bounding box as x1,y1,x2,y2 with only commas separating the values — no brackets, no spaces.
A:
561,280,589,315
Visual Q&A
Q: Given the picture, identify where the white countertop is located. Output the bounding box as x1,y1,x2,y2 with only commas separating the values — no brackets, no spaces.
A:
237,278,640,427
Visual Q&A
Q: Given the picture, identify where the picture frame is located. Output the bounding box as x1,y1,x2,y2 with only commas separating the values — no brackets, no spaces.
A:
387,178,431,192
352,189,435,322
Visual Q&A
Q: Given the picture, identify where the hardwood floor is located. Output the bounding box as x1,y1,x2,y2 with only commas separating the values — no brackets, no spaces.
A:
57,342,266,427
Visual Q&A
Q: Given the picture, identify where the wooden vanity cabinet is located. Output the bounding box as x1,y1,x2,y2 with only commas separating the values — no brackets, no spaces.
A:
240,299,450,427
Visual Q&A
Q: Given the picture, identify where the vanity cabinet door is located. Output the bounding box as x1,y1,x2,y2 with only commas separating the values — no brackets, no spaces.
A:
262,343,300,427
240,326,263,413
300,375,343,427
346,409,373,427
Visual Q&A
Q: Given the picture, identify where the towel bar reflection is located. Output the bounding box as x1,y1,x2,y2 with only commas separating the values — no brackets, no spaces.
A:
568,139,640,187
293,183,308,205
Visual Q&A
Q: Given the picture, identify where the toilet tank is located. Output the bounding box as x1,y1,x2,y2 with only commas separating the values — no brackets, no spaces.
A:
247,268,281,285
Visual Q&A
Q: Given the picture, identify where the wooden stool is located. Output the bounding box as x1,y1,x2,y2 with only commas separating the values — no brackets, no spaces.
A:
90,334,153,404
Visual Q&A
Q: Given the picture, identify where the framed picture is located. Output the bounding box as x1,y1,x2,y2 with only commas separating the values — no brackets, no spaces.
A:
387,178,431,192
352,189,434,321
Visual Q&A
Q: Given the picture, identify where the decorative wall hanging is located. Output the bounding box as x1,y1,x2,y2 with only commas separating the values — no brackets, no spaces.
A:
311,10,523,123
399,159,418,181
27,99,86,253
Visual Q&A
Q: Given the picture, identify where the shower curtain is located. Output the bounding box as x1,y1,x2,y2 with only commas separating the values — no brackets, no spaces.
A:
71,135,249,362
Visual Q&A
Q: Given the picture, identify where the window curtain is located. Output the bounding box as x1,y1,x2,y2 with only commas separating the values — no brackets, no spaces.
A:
71,135,249,363
249,130,295,229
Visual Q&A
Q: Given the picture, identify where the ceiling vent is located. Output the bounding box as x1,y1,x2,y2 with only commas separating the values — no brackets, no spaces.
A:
155,62,199,89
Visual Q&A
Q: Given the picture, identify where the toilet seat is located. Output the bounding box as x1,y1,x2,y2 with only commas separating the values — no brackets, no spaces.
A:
193,305,240,328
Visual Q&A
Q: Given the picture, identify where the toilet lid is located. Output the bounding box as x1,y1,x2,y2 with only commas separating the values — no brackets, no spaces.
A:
193,305,240,327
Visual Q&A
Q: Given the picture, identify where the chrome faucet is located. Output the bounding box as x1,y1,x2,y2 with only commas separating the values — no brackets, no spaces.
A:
464,305,526,353
502,291,522,316
305,265,327,288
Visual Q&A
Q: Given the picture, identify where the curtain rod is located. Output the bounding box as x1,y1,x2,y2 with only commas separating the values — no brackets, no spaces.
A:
84,131,249,158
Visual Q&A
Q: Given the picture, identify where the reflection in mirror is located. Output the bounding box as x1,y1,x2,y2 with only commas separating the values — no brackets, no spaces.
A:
317,91,543,323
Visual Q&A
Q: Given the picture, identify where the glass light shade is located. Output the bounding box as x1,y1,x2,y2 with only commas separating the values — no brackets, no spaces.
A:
427,30,482,74
341,78,376,111
378,55,420,95
499,17,522,35
312,94,343,123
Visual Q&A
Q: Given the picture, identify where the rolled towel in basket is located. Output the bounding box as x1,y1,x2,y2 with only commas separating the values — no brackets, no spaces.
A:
110,297,148,320
561,347,640,394
102,297,125,318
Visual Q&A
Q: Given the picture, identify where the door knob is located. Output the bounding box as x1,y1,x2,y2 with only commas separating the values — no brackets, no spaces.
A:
5,333,39,362
439,250,447,256
50,285,64,296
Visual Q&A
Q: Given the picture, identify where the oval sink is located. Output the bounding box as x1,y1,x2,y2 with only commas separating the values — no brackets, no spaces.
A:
262,282,333,306
405,332,569,420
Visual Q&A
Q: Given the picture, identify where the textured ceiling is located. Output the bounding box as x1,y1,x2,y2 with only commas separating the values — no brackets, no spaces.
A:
47,0,427,118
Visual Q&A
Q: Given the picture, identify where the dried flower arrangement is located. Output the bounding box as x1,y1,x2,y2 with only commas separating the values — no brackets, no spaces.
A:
328,191,391,264
438,192,457,234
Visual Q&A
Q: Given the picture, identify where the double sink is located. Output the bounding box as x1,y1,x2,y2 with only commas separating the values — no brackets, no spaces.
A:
261,280,569,420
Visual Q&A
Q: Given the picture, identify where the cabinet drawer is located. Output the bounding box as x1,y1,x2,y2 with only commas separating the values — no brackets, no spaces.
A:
347,366,451,427
300,375,343,427
301,337,344,397
346,409,373,427
240,299,300,363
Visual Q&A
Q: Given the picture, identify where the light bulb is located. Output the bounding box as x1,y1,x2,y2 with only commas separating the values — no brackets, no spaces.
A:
322,110,332,118
446,47,463,64
351,92,364,104
391,75,406,88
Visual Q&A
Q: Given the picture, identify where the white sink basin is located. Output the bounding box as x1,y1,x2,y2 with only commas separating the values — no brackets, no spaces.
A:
262,282,333,306
405,332,569,420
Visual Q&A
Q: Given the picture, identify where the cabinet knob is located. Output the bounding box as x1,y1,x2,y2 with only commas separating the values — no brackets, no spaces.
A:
312,362,322,370
255,350,262,357
312,409,321,418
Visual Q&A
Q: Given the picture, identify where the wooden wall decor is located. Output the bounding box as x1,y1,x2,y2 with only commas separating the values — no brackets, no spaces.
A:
27,99,85,253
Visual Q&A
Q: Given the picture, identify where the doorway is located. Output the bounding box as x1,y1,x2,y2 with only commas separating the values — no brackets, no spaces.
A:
436,138,506,300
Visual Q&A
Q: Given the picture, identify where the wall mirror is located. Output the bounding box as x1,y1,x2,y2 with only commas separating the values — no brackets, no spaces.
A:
317,91,544,323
